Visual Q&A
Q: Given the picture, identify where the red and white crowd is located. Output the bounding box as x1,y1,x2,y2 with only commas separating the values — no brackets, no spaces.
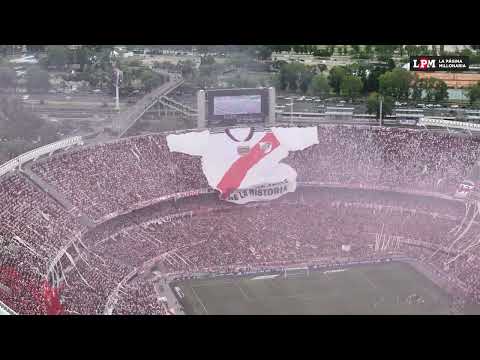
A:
2,125,480,314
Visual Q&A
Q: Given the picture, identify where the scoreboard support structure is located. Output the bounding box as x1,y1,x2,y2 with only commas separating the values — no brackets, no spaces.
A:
197,89,207,128
197,87,276,129
267,87,276,127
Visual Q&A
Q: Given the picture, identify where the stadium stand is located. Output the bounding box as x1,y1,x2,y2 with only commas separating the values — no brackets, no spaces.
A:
2,124,480,313
31,135,208,222
31,126,480,223
0,173,86,314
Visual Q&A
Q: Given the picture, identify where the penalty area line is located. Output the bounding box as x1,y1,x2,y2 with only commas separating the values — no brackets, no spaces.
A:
190,285,209,315
233,281,253,302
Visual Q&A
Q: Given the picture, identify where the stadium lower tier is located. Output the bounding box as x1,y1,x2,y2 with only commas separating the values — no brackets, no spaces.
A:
2,185,480,314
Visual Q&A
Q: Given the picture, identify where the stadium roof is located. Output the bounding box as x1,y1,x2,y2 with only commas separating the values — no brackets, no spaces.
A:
0,301,15,315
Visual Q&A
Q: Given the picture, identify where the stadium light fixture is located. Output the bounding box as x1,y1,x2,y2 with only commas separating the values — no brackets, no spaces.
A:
379,95,383,127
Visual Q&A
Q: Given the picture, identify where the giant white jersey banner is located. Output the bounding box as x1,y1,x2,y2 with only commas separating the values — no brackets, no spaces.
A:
166,127,319,204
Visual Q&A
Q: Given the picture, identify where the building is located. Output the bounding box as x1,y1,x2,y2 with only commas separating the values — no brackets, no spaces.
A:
414,72,480,89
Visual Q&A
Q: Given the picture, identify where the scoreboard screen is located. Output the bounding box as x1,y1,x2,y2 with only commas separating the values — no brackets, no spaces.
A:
214,95,262,116
205,88,269,126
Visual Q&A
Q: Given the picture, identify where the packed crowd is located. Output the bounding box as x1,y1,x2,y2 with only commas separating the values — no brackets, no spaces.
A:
286,126,480,195
30,126,480,225
0,173,85,314
37,188,479,314
112,280,170,315
31,134,208,222
5,125,480,314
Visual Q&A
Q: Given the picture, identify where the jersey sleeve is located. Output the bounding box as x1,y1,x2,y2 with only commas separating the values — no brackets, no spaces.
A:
272,126,319,151
166,130,209,156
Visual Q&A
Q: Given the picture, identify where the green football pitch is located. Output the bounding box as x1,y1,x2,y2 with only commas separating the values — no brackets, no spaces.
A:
174,262,455,315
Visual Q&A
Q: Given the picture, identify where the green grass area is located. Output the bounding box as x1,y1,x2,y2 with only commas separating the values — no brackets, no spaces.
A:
174,262,454,315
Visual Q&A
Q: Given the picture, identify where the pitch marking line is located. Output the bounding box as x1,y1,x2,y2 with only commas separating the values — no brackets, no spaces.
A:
358,271,378,291
190,285,209,315
234,282,253,302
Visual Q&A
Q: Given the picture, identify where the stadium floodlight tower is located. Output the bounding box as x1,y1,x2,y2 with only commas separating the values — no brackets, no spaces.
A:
113,68,123,111
197,87,276,129
110,50,122,112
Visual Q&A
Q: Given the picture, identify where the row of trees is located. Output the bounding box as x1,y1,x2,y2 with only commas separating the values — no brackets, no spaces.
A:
45,46,168,96
467,82,480,107
263,45,480,64
0,96,59,163
276,61,392,100
0,66,51,93
275,61,456,119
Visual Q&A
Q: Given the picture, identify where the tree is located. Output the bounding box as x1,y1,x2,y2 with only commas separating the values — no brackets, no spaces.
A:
461,48,473,57
0,67,16,90
328,66,347,95
26,68,50,93
200,55,216,66
75,46,94,72
364,66,388,93
26,45,45,53
405,45,419,57
317,63,327,73
141,71,163,92
340,74,363,100
386,58,396,70
278,62,307,92
313,48,333,57
257,46,273,60
467,82,480,105
284,63,300,91
379,68,413,100
367,92,394,119
0,96,58,154
299,67,315,93
411,75,423,101
177,60,196,79
470,53,480,64
83,45,114,53
472,100,480,109
374,45,396,60
421,78,436,102
290,45,300,53
45,46,70,69
432,78,448,102
308,74,330,98
415,77,448,103
269,45,291,53
226,74,258,88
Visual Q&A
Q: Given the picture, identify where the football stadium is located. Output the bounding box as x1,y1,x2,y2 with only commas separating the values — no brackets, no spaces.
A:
2,81,480,315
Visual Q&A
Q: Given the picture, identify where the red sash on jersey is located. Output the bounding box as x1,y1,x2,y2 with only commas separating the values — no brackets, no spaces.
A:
217,132,280,199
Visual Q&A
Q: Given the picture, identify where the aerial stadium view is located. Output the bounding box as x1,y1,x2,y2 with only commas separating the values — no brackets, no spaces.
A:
2,44,480,315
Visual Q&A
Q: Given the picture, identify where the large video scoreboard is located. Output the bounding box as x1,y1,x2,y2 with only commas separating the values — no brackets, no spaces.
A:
197,87,276,128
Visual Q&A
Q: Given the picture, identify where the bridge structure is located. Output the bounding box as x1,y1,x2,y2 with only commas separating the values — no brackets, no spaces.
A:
112,71,197,138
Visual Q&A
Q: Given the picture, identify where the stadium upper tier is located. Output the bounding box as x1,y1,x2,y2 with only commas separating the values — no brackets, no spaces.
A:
28,125,480,223
2,124,480,314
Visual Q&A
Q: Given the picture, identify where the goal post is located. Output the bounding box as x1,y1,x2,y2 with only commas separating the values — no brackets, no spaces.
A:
283,266,310,279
